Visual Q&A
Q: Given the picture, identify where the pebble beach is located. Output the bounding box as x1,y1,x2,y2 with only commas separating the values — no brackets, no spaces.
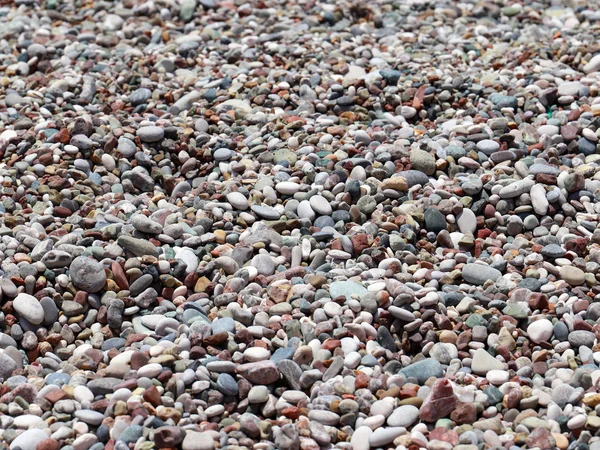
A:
2,0,600,450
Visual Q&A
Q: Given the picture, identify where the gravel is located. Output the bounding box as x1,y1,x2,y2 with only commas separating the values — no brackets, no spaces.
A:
0,1,599,450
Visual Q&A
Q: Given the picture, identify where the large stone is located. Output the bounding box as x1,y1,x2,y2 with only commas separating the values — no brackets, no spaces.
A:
69,256,107,293
136,126,164,143
527,319,554,344
462,263,501,285
399,358,443,384
182,431,214,450
419,378,458,422
13,293,45,325
0,351,17,380
329,281,367,301
237,360,279,384
9,429,48,450
471,348,504,375
387,405,419,427
118,235,159,257
560,265,585,286
424,208,447,233
410,149,436,175
584,54,600,73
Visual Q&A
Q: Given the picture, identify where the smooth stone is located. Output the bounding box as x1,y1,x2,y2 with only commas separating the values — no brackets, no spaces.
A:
399,359,443,384
13,293,44,325
136,126,164,143
369,427,406,447
226,192,248,210
182,431,214,450
251,205,281,220
457,209,477,234
310,195,332,215
409,149,436,175
462,264,501,285
9,429,48,450
387,405,420,427
351,426,372,450
69,256,107,294
560,266,585,286
329,281,367,301
471,348,504,375
527,319,554,344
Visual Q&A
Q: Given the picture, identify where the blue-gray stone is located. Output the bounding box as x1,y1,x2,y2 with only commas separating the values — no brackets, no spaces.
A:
97,425,111,443
102,337,126,351
361,354,379,366
424,208,446,233
130,88,151,105
541,244,565,258
579,138,597,156
445,146,466,160
251,204,280,220
329,281,367,301
399,170,429,187
216,373,238,396
380,70,401,84
89,173,102,185
45,372,71,386
314,216,335,228
528,164,560,176
118,425,143,445
462,263,502,285
554,321,569,342
211,317,235,334
489,93,518,109
399,359,443,384
271,347,296,364
518,278,544,291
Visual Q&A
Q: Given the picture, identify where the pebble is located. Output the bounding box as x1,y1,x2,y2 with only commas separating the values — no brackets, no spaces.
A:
13,293,44,325
136,126,164,143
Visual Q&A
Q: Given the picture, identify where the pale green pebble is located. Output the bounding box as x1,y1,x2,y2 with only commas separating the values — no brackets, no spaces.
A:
273,148,297,165
282,236,300,246
520,417,552,430
435,419,453,429
173,360,188,372
180,222,197,235
90,247,105,260
103,225,121,239
138,442,155,450
585,273,597,286
459,196,472,207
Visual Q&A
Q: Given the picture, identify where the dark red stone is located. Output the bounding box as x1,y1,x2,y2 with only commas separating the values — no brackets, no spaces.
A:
419,378,458,422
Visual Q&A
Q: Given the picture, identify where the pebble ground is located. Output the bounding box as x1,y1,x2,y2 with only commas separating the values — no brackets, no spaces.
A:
2,1,600,450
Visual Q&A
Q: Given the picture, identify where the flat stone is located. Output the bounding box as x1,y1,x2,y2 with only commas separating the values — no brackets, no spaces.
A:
136,126,164,143
399,358,443,384
471,348,505,375
329,281,367,301
462,264,501,285
117,235,159,257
